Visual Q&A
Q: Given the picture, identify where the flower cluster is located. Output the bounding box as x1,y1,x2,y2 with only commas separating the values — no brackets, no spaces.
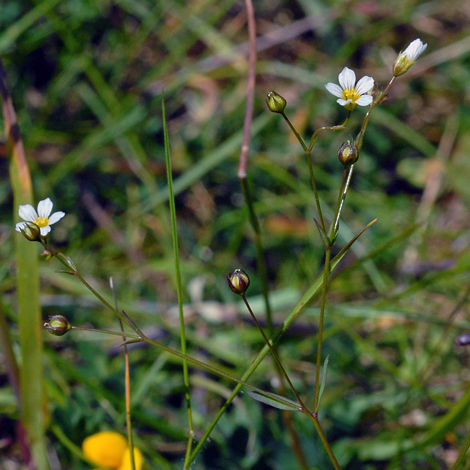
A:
325,39,427,110
82,431,143,470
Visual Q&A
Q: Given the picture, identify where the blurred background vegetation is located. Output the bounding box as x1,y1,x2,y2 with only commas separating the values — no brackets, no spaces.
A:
2,0,470,469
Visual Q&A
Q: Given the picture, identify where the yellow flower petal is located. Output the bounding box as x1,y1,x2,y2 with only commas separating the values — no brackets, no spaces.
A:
83,432,128,468
118,446,143,470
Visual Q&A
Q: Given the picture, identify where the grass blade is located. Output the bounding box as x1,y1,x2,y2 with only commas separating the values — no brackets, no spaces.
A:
1,59,48,469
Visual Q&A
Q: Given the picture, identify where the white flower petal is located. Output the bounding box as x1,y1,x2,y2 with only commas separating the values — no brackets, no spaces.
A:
18,204,38,222
16,222,27,232
40,225,51,236
337,98,351,106
338,67,356,90
355,76,374,95
325,83,343,98
37,198,53,218
403,39,427,61
48,212,66,225
355,95,373,106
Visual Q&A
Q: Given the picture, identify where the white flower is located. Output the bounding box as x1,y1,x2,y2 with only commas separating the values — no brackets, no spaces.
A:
325,67,374,111
393,39,427,76
16,198,65,237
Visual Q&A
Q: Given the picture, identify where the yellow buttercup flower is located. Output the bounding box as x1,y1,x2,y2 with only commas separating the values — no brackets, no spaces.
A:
118,447,143,470
82,432,143,470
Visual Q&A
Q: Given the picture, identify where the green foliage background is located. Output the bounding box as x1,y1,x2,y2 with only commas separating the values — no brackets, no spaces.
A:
2,0,470,469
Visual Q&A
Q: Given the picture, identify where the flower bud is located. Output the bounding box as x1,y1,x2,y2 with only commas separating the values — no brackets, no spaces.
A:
393,39,427,77
227,269,250,295
266,91,287,114
338,140,358,167
44,315,72,336
41,249,53,260
19,223,41,242
393,55,412,77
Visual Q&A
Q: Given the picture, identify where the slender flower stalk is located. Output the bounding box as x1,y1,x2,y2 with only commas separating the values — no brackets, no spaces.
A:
241,292,306,407
277,110,350,232
228,270,307,409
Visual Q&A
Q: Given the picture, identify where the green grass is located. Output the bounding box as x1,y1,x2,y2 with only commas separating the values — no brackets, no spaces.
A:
2,0,470,469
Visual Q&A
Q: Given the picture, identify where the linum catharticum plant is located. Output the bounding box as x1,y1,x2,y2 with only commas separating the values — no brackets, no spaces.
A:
13,39,451,470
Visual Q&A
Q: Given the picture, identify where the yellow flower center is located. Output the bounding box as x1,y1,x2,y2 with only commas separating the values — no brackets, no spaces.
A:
35,217,49,227
342,88,360,103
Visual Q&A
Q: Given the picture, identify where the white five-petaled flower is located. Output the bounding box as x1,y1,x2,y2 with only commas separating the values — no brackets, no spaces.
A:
325,67,374,111
393,39,427,77
16,198,65,237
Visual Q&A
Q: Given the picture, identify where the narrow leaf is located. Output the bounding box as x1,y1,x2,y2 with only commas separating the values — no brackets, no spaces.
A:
247,391,301,411
1,58,48,469
117,339,143,348
316,355,329,412
314,218,330,248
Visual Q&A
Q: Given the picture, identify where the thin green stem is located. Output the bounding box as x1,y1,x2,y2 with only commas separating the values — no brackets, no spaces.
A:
47,247,145,337
67,324,300,411
282,111,351,233
329,165,355,242
240,170,308,467
241,295,305,408
281,113,308,151
306,412,342,470
70,326,141,339
239,177,273,333
280,112,326,230
73,271,134,328
111,278,136,470
305,148,326,232
123,335,136,470
187,219,377,467
162,95,194,462
355,78,394,151
307,113,351,153
313,246,331,411
139,334,300,410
